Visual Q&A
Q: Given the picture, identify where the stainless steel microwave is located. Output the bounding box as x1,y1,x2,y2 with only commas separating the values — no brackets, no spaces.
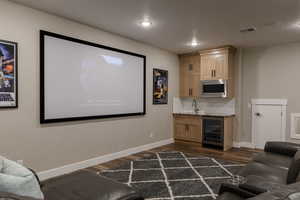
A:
201,80,227,98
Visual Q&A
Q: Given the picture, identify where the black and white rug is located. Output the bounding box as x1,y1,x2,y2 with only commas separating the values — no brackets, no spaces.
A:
98,151,245,200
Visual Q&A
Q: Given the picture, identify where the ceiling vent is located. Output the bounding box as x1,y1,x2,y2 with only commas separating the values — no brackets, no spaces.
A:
240,27,257,33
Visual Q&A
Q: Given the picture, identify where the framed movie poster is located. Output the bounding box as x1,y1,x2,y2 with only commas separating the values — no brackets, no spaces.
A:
0,40,18,108
153,68,168,104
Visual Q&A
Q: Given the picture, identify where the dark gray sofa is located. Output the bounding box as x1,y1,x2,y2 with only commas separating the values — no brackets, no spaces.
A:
217,141,300,200
42,170,143,200
0,170,143,200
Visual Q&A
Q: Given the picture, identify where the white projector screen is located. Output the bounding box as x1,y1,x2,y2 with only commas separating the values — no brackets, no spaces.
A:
40,31,146,123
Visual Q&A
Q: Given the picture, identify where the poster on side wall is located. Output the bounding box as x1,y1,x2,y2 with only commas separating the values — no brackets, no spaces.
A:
0,40,18,108
153,68,168,105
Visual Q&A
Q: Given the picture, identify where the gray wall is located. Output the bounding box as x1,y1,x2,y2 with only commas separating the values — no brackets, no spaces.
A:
241,43,300,143
0,0,179,172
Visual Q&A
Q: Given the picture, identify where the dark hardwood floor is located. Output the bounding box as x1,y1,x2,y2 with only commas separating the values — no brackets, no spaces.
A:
87,141,261,172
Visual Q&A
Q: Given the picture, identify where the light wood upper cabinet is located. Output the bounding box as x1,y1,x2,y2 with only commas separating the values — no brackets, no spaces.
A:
179,54,201,97
179,46,236,98
190,74,201,97
200,55,215,80
214,53,228,79
199,47,235,81
179,60,190,97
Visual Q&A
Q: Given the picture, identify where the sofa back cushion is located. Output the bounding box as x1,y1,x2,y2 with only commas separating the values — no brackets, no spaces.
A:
264,142,300,157
287,151,300,184
0,157,44,200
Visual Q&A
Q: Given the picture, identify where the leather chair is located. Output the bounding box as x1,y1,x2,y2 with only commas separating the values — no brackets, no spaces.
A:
217,141,300,200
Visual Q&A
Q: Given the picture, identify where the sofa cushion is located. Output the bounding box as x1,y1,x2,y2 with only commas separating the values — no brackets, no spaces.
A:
42,170,142,200
238,162,288,184
244,175,287,191
287,151,300,184
0,157,43,200
247,182,300,200
253,152,292,170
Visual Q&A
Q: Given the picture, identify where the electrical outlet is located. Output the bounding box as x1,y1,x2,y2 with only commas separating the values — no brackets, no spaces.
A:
149,132,155,138
16,160,23,165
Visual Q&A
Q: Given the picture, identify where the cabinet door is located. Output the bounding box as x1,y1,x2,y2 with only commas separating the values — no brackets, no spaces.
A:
179,58,190,97
174,123,187,140
188,124,202,142
191,55,200,74
200,55,215,80
190,74,201,97
189,55,200,97
180,55,201,97
215,53,228,80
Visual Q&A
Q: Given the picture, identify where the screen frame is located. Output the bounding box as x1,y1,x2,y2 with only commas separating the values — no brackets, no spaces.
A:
40,30,146,124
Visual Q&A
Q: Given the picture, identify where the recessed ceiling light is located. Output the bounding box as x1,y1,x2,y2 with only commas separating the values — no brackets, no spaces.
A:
140,19,152,28
190,40,200,47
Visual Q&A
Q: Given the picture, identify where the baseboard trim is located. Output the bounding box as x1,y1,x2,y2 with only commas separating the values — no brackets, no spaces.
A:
38,138,174,181
233,142,240,148
233,142,255,149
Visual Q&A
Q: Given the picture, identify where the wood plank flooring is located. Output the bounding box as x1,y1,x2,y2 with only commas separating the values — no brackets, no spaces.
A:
88,141,261,172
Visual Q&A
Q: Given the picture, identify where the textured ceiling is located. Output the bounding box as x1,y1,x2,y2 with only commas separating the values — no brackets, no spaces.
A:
11,0,300,53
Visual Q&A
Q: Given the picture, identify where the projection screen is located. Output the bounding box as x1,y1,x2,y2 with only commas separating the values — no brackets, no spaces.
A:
40,31,146,123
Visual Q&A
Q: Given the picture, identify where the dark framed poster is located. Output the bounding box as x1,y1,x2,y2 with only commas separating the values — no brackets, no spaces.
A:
153,68,168,104
0,40,18,108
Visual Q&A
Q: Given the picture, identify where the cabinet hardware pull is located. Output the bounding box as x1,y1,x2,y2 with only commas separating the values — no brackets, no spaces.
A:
189,64,193,71
211,70,213,77
190,88,193,96
214,70,216,77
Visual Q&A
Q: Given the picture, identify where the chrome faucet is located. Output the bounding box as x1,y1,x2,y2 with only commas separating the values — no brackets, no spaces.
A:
192,99,200,113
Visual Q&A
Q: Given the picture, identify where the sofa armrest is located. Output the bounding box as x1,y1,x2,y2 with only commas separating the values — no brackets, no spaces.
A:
239,184,267,195
264,142,300,157
28,168,43,188
219,183,256,199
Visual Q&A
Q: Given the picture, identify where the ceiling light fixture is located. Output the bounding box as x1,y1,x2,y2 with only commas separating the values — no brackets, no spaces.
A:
190,40,200,47
140,19,152,28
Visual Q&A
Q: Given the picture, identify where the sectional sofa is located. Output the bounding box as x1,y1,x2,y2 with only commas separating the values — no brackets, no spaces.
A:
218,142,300,200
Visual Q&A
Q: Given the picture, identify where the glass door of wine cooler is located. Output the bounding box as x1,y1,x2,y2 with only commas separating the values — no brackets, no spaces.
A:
202,117,224,147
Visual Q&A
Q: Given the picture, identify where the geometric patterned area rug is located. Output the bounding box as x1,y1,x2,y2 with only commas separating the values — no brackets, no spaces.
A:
97,151,245,200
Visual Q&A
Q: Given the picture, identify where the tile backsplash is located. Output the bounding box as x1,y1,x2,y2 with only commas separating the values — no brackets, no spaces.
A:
173,97,235,114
